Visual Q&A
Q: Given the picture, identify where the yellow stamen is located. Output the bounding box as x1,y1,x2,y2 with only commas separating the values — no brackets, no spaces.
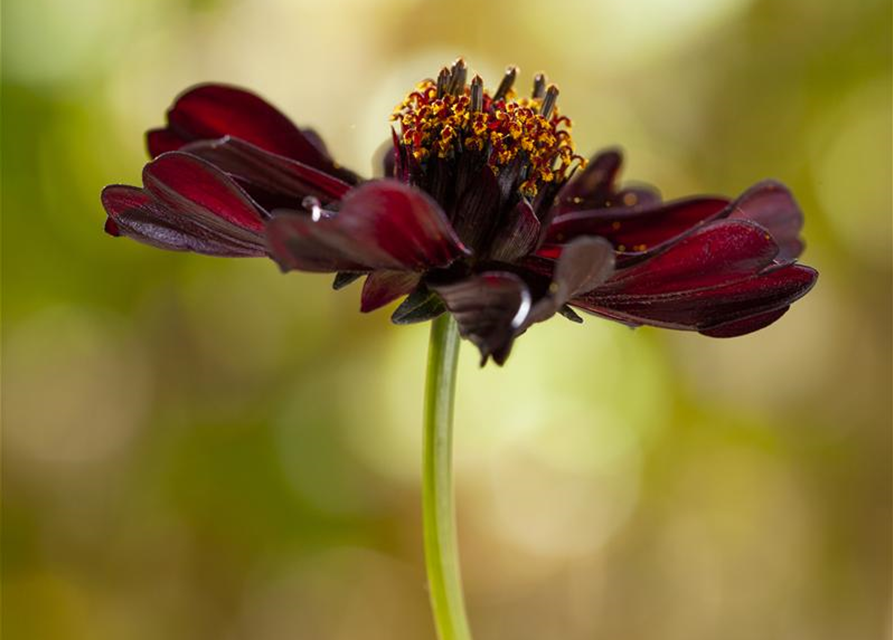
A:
392,72,584,197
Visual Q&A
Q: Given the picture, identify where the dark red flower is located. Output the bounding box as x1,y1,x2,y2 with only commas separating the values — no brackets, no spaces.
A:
101,60,817,364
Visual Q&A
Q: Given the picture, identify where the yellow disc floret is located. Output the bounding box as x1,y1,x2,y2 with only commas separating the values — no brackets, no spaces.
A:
392,64,586,198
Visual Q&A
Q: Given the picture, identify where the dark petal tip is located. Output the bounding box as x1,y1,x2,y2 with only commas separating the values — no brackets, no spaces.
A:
725,180,805,261
103,216,121,237
698,306,790,338
101,183,265,257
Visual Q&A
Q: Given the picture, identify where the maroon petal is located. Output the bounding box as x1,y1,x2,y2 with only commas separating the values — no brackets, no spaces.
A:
488,200,541,262
182,136,352,203
143,152,268,232
599,220,780,294
388,128,409,182
615,185,662,208
699,306,789,338
300,127,330,156
551,236,616,298
449,163,503,252
379,129,408,182
101,185,266,257
265,180,469,273
544,196,730,256
572,263,816,334
150,84,322,161
430,272,531,365
724,180,804,261
553,148,663,214
570,217,817,334
525,236,614,326
146,128,188,157
555,148,622,211
546,180,805,267
360,271,420,312
104,217,121,236
146,84,358,182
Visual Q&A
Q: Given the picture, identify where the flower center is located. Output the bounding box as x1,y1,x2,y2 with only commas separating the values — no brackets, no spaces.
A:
392,60,585,197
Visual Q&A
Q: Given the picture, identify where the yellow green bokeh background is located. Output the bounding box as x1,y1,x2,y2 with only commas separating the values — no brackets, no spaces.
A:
3,0,891,638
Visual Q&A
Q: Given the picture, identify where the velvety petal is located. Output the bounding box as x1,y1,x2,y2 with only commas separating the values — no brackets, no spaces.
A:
555,148,622,211
104,217,121,236
552,148,662,214
699,306,789,338
488,200,540,262
149,84,323,162
449,164,503,252
725,180,804,260
572,263,817,333
377,129,407,181
146,84,359,183
531,178,566,225
598,220,780,295
551,236,616,298
146,128,188,157
544,196,730,255
101,185,266,257
525,236,614,326
103,186,193,251
300,127,330,156
389,128,408,182
430,272,531,365
569,219,818,334
615,185,662,208
423,155,454,211
143,152,268,232
360,271,420,312
546,180,805,269
182,136,352,203
265,180,469,273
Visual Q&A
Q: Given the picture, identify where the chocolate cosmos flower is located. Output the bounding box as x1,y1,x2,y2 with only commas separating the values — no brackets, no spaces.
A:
101,60,818,364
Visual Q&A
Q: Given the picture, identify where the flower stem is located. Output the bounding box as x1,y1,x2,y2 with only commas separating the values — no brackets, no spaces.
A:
423,313,472,640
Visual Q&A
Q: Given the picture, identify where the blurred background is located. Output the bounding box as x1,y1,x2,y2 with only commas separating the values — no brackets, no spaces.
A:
3,0,891,638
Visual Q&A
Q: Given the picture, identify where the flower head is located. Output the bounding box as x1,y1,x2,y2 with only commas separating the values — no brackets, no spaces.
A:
393,63,581,198
101,59,817,364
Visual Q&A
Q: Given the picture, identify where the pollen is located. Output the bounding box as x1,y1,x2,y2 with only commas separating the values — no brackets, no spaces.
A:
392,62,586,197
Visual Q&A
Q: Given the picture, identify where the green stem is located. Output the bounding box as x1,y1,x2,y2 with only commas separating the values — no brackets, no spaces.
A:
423,314,472,640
